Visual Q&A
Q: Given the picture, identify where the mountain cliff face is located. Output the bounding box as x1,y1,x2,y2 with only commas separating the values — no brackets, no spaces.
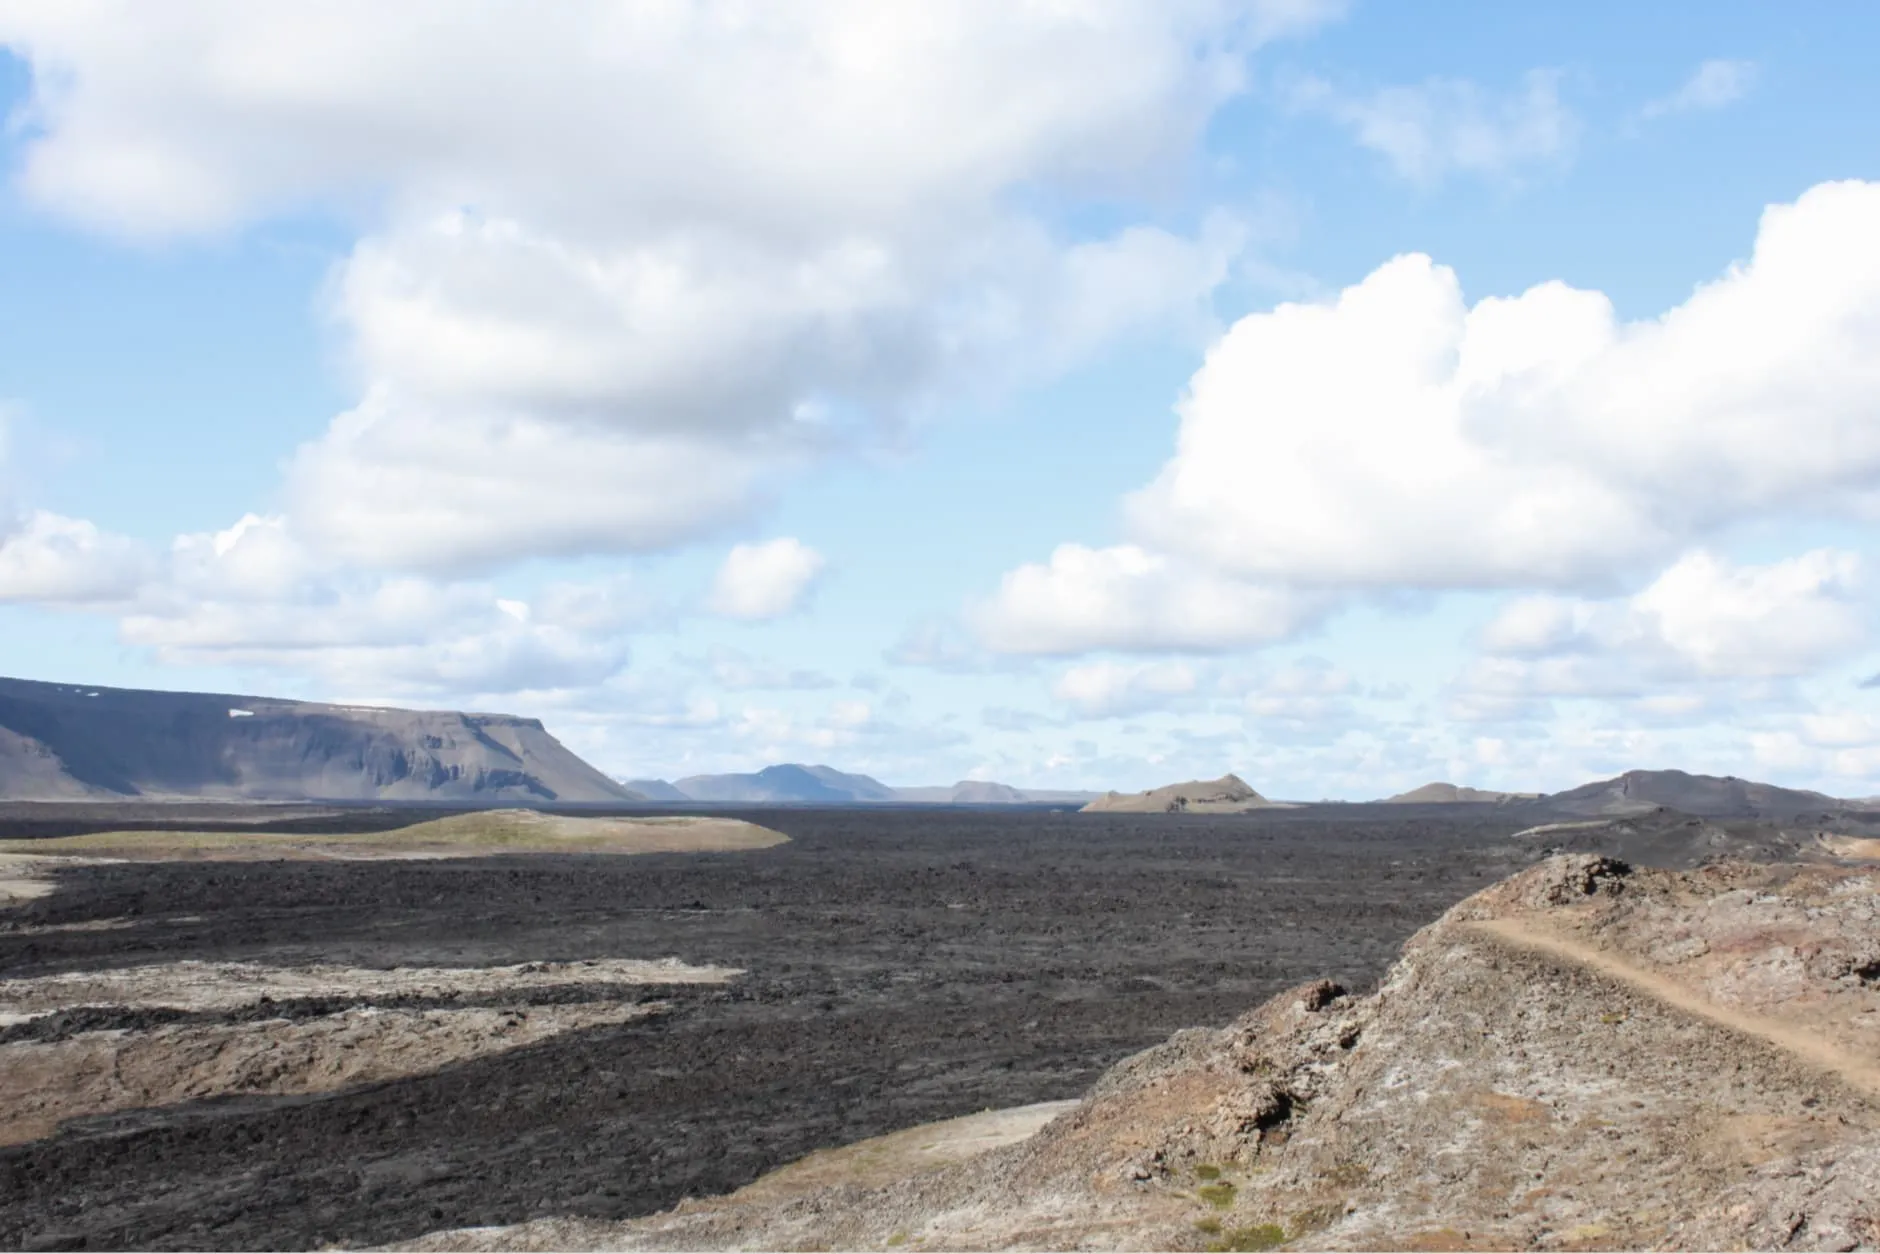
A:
0,676,640,804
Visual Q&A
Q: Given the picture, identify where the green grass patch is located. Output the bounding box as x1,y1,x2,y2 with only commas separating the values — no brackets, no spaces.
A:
1194,1162,1222,1181
0,810,786,860
1208,1223,1286,1252
1197,1181,1237,1209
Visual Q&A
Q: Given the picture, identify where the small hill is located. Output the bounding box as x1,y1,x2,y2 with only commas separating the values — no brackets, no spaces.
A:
1383,781,1536,804
1080,774,1276,814
1541,768,1837,818
0,677,639,804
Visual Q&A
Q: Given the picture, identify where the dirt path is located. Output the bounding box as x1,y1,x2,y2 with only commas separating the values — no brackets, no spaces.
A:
1467,916,1880,1098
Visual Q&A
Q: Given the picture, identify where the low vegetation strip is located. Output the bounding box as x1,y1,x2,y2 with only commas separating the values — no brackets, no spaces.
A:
0,809,789,861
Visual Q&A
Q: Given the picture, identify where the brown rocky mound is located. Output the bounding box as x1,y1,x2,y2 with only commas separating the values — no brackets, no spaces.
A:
1081,774,1279,814
412,854,1880,1251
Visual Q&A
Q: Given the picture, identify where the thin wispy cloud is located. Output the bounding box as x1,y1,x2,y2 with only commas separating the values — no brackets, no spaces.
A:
1287,69,1578,184
1641,59,1757,120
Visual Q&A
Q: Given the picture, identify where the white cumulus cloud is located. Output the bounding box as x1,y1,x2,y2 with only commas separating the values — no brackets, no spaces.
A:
1479,550,1865,681
1052,659,1199,717
707,538,826,621
978,181,1880,666
100,516,656,698
1128,180,1880,591
0,1,1336,574
0,510,151,604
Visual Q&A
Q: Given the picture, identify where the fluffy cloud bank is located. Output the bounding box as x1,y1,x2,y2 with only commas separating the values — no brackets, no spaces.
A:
971,543,1333,654
980,180,1880,656
91,514,652,698
1449,549,1869,727
1052,658,1198,717
0,510,151,604
1481,550,1866,681
1,0,1332,574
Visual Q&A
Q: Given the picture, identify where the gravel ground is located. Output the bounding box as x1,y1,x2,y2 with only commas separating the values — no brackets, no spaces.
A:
0,805,1540,1251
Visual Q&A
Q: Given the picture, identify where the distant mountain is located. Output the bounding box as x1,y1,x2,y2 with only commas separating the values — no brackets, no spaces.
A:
939,780,1030,805
632,768,1099,805
672,763,899,803
1383,782,1538,804
1081,774,1280,814
891,781,1102,805
0,676,642,804
1011,788,1108,804
1540,769,1838,819
623,778,691,802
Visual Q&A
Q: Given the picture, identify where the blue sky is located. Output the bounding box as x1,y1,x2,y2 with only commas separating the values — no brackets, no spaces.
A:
4,1,1880,797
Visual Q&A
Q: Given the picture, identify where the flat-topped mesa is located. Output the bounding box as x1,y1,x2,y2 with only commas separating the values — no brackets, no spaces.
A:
1080,773,1277,814
1383,781,1536,804
0,675,640,804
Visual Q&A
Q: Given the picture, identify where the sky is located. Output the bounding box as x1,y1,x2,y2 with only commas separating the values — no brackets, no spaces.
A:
3,2,1880,798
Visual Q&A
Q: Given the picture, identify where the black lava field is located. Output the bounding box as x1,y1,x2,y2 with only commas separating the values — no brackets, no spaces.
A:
0,806,1542,1251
